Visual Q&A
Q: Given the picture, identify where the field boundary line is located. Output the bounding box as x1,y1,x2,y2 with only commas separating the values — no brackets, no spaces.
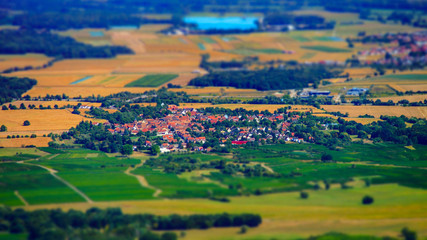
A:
19,162,94,203
124,160,162,198
14,190,29,206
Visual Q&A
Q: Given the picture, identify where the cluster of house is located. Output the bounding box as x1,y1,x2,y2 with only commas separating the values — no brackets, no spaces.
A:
103,105,306,152
358,31,427,66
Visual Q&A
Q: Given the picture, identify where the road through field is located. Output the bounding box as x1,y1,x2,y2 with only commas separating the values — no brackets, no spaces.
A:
19,161,93,203
124,160,162,198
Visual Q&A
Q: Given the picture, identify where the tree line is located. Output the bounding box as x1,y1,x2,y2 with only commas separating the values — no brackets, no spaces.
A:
0,75,37,105
189,66,339,90
0,29,133,59
0,206,261,240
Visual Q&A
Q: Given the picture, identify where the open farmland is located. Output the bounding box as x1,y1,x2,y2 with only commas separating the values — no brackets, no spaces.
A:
178,103,324,113
0,109,105,135
125,74,178,87
0,137,52,148
14,142,427,238
321,105,427,118
0,163,84,205
0,54,53,72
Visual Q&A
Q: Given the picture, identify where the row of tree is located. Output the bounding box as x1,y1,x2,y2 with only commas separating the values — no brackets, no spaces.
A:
0,75,37,105
0,206,261,240
189,66,339,90
0,29,133,59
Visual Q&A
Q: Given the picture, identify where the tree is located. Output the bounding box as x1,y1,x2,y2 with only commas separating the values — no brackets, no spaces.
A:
321,153,333,162
0,125,6,132
362,195,374,205
19,103,26,109
23,120,30,126
300,191,309,199
401,227,417,240
2,105,8,110
151,145,160,156
161,232,177,240
120,144,133,156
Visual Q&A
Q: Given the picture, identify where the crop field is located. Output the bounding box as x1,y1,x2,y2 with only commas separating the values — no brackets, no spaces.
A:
321,105,427,118
371,95,427,103
178,103,324,113
0,163,84,206
0,109,105,133
301,45,352,53
125,74,178,87
0,137,52,148
5,100,102,108
0,54,52,72
36,150,155,201
0,141,425,238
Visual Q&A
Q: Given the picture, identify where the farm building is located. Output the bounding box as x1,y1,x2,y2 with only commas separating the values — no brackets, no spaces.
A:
347,87,368,96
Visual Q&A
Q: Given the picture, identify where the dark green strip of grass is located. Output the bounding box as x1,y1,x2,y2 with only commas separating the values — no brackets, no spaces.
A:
301,45,352,53
125,74,178,87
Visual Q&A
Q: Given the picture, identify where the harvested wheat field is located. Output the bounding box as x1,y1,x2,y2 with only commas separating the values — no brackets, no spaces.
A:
5,101,102,109
321,105,427,118
0,137,52,148
371,95,427,103
24,86,155,98
178,103,324,113
0,54,53,72
0,109,105,132
397,84,427,92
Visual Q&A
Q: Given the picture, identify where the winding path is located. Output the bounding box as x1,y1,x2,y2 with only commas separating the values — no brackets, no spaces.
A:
124,160,162,198
18,161,93,203
261,163,275,173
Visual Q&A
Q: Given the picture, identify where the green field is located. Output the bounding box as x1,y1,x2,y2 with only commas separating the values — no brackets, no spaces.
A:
0,163,84,206
301,45,352,53
224,48,283,55
38,150,155,201
125,74,178,87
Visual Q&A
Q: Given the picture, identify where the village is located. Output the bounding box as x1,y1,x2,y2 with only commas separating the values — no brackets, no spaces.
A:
102,105,307,153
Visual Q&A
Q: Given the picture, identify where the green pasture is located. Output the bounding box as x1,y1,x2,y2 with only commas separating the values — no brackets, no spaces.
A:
125,74,178,87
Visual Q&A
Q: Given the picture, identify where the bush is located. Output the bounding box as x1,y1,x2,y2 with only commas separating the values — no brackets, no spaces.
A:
321,153,333,162
401,227,417,240
300,191,309,199
23,120,30,126
362,195,374,205
161,232,177,240
239,225,248,234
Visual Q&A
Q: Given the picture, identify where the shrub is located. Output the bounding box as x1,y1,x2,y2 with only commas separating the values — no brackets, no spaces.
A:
401,227,417,240
23,120,30,126
239,225,248,234
321,153,333,162
300,191,309,199
362,195,374,205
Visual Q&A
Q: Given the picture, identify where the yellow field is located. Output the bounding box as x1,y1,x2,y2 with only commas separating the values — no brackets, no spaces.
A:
0,137,51,147
0,54,52,72
0,109,105,133
321,105,427,118
178,103,324,113
371,95,427,103
398,84,427,92
4,101,102,108
24,86,155,98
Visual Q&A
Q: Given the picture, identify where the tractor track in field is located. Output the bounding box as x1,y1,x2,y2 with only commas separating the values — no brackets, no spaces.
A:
14,190,29,206
18,161,93,203
124,160,162,198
